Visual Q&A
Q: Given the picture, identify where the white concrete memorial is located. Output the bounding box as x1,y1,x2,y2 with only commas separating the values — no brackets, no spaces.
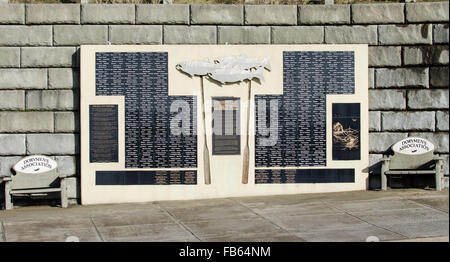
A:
81,45,369,205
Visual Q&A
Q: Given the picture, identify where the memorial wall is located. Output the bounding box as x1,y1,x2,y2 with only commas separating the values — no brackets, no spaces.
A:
80,45,368,204
0,3,448,204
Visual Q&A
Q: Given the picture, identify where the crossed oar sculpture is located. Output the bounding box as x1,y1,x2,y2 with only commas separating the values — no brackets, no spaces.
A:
176,55,270,184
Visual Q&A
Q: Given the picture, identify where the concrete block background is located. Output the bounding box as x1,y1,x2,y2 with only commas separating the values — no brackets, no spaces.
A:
300,4,349,25
163,26,216,44
271,26,324,44
26,4,80,24
352,4,404,24
0,2,448,205
0,4,24,24
0,47,20,67
245,5,297,25
218,26,270,44
191,5,243,25
378,24,432,45
136,4,189,25
109,25,162,45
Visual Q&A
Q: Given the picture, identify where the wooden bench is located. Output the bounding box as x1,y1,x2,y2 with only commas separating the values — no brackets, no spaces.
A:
380,138,443,191
3,171,68,210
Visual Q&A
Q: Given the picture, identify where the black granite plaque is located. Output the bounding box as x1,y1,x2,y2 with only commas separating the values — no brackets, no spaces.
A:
95,52,197,169
255,51,355,167
89,105,118,163
255,169,354,184
96,170,197,185
332,103,361,160
212,97,240,155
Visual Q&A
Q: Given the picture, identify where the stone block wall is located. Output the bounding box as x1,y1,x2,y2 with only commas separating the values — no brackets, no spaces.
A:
0,2,448,204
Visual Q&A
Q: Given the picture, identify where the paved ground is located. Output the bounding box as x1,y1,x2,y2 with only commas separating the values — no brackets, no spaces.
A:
0,189,448,242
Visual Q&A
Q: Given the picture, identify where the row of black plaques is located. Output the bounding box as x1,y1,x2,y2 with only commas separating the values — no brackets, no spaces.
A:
95,169,354,185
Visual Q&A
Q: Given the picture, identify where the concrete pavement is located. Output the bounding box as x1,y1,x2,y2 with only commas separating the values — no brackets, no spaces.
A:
0,189,448,242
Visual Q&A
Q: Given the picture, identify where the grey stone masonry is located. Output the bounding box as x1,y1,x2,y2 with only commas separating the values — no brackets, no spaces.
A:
271,26,324,44
0,112,54,133
434,24,449,44
66,177,80,199
369,89,406,110
381,111,435,132
378,24,432,45
48,68,80,89
26,134,78,155
0,4,24,24
26,4,80,24
375,68,428,88
442,155,449,177
245,5,297,25
55,112,79,133
436,111,449,132
164,26,216,44
191,5,243,25
0,134,26,155
218,26,270,44
369,154,383,167
0,47,20,67
299,4,350,25
81,4,135,24
136,4,189,25
368,46,401,67
406,2,449,22
54,155,77,177
109,25,162,45
409,132,449,154
403,46,449,65
430,67,449,88
0,69,47,89
407,89,449,109
0,90,24,110
369,111,381,132
369,68,374,89
369,68,375,88
26,90,78,111
0,156,22,177
21,47,77,68
352,4,404,24
53,25,108,46
325,26,377,45
0,26,52,46
369,133,408,153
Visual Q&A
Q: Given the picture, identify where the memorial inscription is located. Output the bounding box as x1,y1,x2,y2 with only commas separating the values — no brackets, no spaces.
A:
89,105,119,163
96,170,197,185
212,97,241,155
255,51,355,168
255,169,355,184
95,52,197,169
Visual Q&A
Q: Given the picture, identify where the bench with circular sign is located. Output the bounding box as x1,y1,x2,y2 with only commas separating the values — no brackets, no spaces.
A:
2,155,68,210
380,137,444,191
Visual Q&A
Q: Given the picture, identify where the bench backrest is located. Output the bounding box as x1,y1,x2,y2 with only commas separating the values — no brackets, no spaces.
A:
389,137,436,170
389,151,434,170
11,170,59,190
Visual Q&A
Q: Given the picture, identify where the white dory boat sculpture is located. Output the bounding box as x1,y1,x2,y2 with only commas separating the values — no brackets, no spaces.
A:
176,55,271,184
176,55,270,84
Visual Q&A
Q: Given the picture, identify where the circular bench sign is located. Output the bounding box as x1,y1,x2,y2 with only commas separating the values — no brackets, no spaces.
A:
392,137,434,155
13,155,57,174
